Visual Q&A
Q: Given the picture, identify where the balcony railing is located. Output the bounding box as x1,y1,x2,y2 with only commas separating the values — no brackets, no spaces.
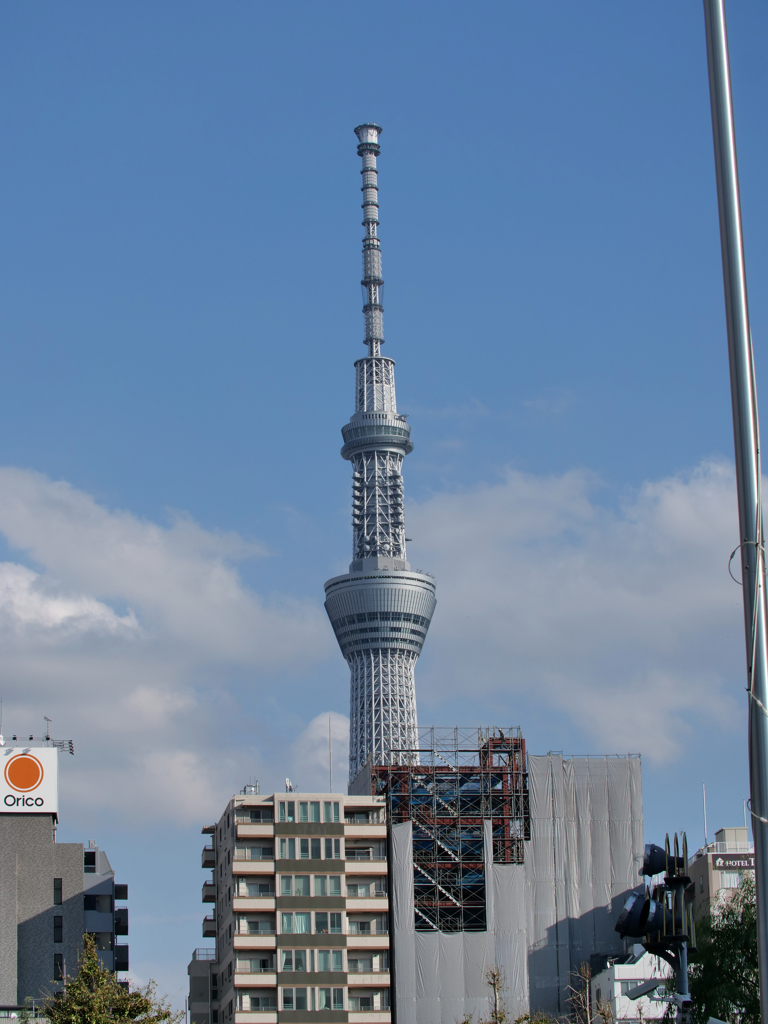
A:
235,966,276,973
192,948,217,961
692,841,755,860
346,850,373,861
234,850,275,861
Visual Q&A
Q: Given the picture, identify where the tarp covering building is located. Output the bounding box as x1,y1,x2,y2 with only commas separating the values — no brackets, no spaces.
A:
388,752,643,1024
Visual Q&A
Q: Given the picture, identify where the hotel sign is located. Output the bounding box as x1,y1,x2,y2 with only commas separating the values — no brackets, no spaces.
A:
713,853,755,870
0,747,58,815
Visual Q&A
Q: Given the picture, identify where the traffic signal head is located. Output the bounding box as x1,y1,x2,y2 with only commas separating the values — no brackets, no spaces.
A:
640,842,684,876
615,892,671,938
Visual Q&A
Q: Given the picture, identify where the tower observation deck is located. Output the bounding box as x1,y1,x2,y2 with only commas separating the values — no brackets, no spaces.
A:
325,124,436,786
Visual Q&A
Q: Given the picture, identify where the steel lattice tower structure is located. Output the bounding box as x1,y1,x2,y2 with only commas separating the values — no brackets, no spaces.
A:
325,124,437,785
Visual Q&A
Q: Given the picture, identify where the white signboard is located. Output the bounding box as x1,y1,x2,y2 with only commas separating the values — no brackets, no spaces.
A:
0,747,58,814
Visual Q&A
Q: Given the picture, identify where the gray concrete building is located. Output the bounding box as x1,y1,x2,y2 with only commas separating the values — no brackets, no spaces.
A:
0,744,128,1011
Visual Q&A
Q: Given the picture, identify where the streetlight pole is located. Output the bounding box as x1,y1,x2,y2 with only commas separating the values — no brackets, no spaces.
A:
703,2,768,1019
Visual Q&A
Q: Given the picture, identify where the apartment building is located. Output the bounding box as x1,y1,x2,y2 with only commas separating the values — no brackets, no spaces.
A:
689,826,754,918
188,788,390,1024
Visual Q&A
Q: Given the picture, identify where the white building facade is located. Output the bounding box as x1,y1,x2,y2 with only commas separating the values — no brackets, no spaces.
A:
591,949,668,1023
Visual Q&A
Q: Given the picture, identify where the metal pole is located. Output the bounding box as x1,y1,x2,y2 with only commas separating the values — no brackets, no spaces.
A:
703,2,768,1019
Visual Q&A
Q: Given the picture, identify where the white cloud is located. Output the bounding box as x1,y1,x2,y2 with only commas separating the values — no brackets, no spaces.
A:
0,561,137,635
0,467,335,824
289,711,350,793
408,459,745,762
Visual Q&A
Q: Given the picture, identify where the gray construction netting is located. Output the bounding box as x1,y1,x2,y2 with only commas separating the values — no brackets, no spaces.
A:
390,754,643,1024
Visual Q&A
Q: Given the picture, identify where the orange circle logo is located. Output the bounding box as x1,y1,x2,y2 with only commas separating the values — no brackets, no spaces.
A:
4,754,44,792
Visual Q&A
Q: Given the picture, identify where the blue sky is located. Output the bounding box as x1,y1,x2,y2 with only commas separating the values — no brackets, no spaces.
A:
1,0,767,1001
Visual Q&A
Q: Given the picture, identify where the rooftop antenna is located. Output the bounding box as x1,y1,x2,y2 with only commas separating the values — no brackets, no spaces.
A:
703,782,708,847
329,716,333,794
0,697,3,746
44,717,52,742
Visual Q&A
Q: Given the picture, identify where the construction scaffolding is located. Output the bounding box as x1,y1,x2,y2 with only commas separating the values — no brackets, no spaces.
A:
369,727,529,932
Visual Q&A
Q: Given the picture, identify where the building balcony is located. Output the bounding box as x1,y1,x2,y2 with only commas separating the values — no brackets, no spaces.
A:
233,898,276,912
347,899,389,914
115,946,129,972
237,824,275,838
347,1013,391,1024
233,973,278,987
233,1014,277,1024
202,845,216,868
345,861,387,876
192,948,217,961
346,934,390,948
345,824,387,838
234,934,277,950
347,974,391,986
202,881,216,903
232,861,275,876
203,915,217,937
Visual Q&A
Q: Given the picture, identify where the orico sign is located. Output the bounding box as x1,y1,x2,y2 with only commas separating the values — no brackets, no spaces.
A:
1,748,58,815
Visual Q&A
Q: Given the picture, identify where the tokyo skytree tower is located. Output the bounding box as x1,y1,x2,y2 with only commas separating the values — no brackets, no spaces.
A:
324,124,437,785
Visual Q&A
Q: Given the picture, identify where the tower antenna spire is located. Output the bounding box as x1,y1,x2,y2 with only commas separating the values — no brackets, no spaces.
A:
355,124,385,359
324,125,437,787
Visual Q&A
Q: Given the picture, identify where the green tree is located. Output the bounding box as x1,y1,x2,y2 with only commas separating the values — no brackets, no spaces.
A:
689,873,758,1024
42,934,184,1024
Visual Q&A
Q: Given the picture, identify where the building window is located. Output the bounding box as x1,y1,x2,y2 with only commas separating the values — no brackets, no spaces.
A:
349,994,374,1011
317,950,344,972
53,878,62,906
53,916,63,943
282,988,309,1011
348,882,372,897
280,838,296,860
84,851,96,873
279,801,295,823
324,838,341,860
720,871,743,889
246,844,273,861
318,987,345,1011
323,802,340,823
281,876,293,896
348,920,371,935
247,807,273,822
281,950,310,972
84,894,113,913
53,954,64,981
700,875,705,893
294,875,310,897
300,839,309,859
237,992,277,1011
281,912,311,934
244,880,273,897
